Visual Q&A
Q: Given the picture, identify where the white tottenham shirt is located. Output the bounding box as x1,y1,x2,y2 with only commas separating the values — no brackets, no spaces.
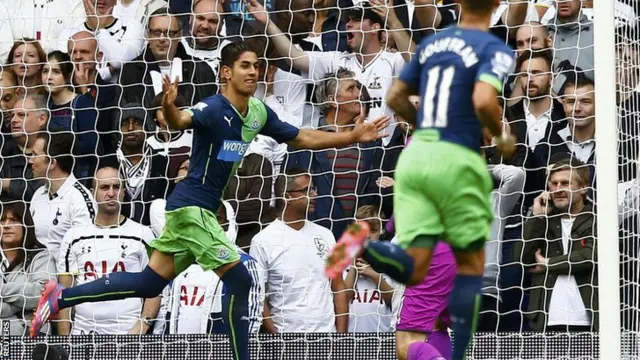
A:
250,219,337,332
30,174,97,265
57,217,156,334
306,51,406,144
3,0,86,53
58,17,145,82
346,269,393,333
547,217,591,326
163,251,265,334
180,37,232,77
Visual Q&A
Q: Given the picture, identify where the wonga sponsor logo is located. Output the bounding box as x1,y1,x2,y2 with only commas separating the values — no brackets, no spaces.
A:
218,140,250,162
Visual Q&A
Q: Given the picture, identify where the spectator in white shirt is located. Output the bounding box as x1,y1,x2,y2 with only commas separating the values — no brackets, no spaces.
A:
344,205,394,333
2,0,86,53
0,3,14,64
59,0,145,83
114,0,168,26
57,165,159,335
29,132,97,264
6,39,46,95
250,168,349,333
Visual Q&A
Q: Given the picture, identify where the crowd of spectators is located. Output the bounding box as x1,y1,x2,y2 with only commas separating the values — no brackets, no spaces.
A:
0,0,639,340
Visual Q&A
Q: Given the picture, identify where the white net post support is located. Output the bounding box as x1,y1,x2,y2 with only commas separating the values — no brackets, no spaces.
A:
593,0,621,358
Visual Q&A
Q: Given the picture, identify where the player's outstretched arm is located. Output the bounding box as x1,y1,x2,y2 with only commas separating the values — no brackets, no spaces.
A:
161,75,193,130
244,0,310,73
386,79,418,125
287,116,390,150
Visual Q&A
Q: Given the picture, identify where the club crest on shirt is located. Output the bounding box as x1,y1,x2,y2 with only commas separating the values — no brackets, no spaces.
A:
81,245,92,255
314,238,328,259
120,244,128,258
217,247,231,260
368,76,382,90
52,208,62,225
249,117,260,130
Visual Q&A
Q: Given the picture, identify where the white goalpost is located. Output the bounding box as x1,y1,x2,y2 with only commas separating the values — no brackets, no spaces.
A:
593,0,622,357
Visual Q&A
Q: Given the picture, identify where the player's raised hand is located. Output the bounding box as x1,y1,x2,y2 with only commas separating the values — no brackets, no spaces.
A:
162,75,179,107
244,0,269,24
352,115,390,143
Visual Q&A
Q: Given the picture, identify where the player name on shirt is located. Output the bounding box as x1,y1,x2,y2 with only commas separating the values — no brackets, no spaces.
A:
418,38,479,68
401,27,514,152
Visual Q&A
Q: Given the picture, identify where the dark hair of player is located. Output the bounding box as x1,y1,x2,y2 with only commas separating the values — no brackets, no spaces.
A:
220,42,258,69
516,49,554,72
36,131,76,175
458,0,496,14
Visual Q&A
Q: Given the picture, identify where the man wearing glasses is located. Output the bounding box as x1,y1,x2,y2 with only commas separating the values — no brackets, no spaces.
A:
249,168,349,333
119,6,217,121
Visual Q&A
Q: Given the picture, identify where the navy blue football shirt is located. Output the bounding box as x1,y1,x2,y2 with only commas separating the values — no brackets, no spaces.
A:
167,95,299,213
400,27,514,152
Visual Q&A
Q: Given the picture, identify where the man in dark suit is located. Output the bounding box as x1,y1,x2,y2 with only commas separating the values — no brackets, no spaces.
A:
507,49,566,205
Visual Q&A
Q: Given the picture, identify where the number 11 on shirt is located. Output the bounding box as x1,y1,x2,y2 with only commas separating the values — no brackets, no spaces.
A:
422,66,455,128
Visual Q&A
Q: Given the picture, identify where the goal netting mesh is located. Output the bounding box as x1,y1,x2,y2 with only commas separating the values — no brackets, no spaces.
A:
0,0,636,359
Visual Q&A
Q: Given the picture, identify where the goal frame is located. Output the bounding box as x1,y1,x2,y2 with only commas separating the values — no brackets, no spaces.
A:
593,0,621,358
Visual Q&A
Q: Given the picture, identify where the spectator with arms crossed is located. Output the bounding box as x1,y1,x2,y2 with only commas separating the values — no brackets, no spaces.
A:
31,42,388,360
514,158,598,332
251,168,349,333
57,165,159,335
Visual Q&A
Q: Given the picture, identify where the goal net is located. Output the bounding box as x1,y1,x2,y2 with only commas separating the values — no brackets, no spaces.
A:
0,0,633,359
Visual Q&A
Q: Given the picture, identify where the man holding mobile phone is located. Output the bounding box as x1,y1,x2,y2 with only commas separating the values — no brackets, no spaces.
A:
515,157,598,333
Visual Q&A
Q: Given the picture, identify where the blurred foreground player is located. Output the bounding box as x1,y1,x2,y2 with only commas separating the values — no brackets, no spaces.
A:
326,1,516,359
31,42,389,360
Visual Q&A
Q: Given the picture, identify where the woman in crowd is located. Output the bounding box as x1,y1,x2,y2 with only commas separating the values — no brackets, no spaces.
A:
6,39,46,94
0,201,55,336
43,50,101,183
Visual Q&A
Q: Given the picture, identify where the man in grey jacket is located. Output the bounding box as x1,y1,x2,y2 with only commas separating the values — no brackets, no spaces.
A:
548,0,594,93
